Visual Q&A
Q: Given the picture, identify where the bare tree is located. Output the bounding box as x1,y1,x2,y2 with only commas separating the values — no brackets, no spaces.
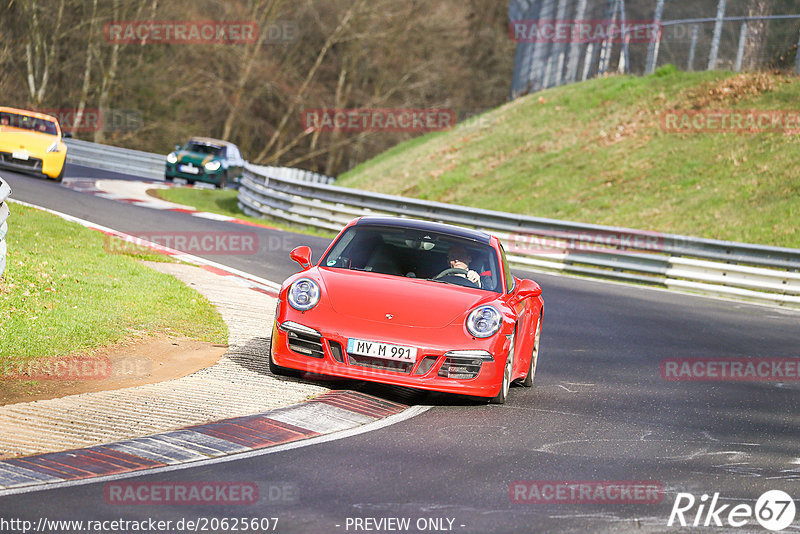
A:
73,0,99,134
23,0,65,106
743,0,775,70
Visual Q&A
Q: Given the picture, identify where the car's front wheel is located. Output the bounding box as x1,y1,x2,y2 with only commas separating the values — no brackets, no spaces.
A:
489,327,515,404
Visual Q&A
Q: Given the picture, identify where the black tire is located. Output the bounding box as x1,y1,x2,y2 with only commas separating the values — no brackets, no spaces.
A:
53,166,64,183
521,315,542,388
186,179,195,186
489,327,515,404
217,173,228,189
267,333,303,378
164,176,174,183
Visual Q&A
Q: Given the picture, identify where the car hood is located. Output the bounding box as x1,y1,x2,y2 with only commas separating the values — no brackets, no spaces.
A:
0,128,60,153
175,151,219,166
318,268,496,328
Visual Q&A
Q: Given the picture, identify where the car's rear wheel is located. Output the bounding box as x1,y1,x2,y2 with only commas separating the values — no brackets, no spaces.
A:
267,334,303,378
521,314,541,387
489,327,515,404
186,179,195,186
164,176,173,183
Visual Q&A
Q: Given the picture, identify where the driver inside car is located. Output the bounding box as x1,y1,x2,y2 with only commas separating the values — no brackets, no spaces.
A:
447,245,482,287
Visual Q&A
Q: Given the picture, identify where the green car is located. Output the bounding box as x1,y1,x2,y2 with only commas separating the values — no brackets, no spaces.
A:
165,137,245,188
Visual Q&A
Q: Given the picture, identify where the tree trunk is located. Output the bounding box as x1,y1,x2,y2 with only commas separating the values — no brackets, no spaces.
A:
74,0,99,137
742,0,774,71
24,0,65,106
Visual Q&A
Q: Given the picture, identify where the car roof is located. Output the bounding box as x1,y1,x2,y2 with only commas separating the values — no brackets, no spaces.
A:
0,106,60,125
354,216,492,245
187,136,237,148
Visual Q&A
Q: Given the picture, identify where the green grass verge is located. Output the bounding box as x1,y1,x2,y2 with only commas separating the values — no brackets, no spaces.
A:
151,187,335,238
337,69,800,248
0,204,228,361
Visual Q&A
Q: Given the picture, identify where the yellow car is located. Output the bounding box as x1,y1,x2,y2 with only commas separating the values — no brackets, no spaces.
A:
0,106,67,181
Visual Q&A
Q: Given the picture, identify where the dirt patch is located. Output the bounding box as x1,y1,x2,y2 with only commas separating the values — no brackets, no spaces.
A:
0,336,227,406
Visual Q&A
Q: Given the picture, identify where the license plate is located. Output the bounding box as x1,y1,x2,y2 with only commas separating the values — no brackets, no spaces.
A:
347,338,417,362
12,152,29,161
179,164,199,174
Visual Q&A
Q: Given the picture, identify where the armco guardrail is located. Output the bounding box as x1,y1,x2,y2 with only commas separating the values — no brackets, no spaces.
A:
0,177,11,277
248,164,335,185
238,164,800,308
63,139,336,186
65,138,165,180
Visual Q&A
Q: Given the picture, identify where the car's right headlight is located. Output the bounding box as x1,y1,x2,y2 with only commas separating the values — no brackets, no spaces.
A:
287,278,321,311
466,305,502,338
166,152,178,164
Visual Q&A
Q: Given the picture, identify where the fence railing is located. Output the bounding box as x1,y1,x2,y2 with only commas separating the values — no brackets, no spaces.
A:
0,177,11,277
65,138,165,180
509,0,800,99
64,139,336,185
238,164,800,308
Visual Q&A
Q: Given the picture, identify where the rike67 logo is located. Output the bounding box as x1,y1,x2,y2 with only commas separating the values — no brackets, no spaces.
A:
668,490,796,531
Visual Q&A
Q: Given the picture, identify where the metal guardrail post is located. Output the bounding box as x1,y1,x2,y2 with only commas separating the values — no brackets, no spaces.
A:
687,24,699,71
707,0,727,70
645,0,665,75
0,177,11,277
796,28,800,74
734,22,748,72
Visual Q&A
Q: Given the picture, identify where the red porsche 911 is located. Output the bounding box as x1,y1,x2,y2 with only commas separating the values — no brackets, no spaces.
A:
269,216,543,404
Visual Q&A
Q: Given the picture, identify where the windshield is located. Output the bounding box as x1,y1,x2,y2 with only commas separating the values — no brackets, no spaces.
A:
184,141,223,155
321,224,501,293
0,112,58,135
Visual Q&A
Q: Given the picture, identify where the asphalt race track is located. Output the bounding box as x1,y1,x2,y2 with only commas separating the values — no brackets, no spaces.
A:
2,166,800,533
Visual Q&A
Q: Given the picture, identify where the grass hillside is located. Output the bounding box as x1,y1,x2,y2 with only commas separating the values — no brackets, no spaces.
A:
337,69,800,248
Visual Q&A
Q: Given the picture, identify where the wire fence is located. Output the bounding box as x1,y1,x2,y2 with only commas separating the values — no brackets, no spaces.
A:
509,0,800,98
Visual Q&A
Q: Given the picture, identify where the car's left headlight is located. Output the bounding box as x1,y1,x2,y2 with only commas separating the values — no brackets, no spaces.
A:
166,152,178,164
466,305,502,338
204,160,221,171
287,278,320,311
46,142,60,153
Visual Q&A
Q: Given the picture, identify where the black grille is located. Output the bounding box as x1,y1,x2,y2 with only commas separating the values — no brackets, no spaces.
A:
0,152,42,170
438,356,484,379
286,330,324,359
347,354,413,373
414,355,439,375
328,341,345,363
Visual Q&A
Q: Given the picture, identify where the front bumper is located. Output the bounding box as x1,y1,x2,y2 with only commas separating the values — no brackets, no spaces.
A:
270,311,511,398
0,151,65,179
165,163,225,184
